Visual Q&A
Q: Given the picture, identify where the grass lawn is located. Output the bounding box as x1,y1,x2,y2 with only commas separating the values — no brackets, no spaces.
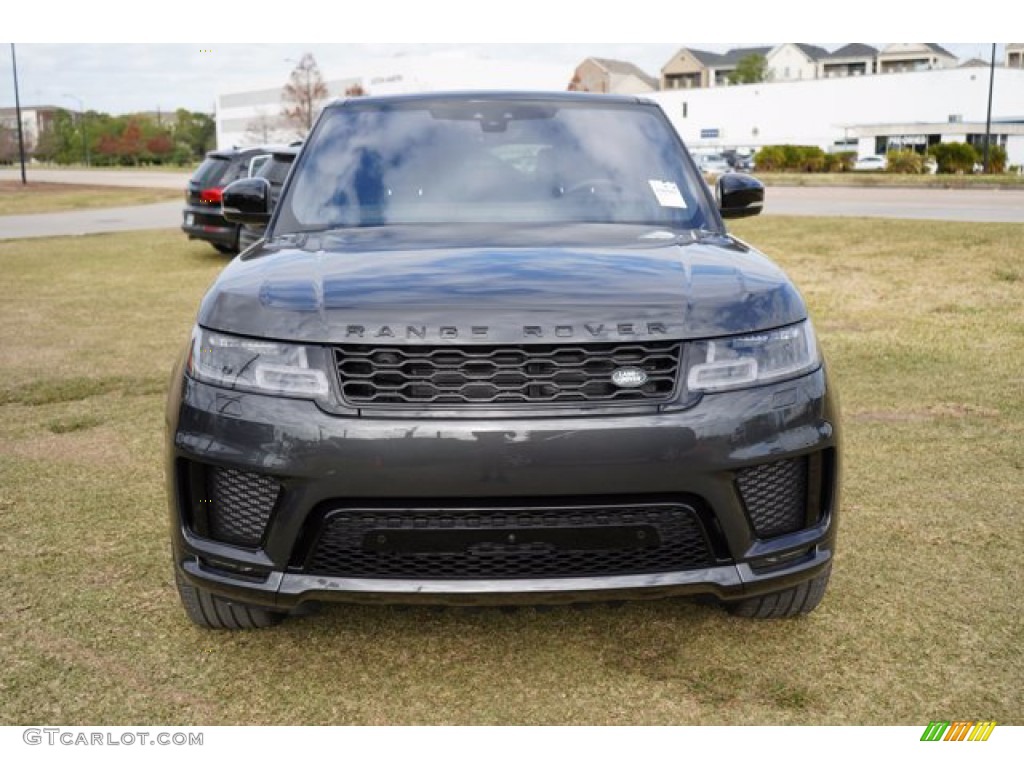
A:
0,221,1021,725
752,171,1024,189
0,181,181,216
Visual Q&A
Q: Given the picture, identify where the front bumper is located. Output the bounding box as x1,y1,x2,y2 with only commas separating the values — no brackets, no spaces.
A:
167,364,840,609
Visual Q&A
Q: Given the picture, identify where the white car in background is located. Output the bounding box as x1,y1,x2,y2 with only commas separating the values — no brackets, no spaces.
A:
693,152,732,176
854,155,887,171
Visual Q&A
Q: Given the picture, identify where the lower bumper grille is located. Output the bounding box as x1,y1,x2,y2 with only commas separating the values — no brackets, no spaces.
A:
735,457,808,538
306,503,714,579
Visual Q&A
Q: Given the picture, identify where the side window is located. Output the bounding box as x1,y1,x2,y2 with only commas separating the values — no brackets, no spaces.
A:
248,154,271,177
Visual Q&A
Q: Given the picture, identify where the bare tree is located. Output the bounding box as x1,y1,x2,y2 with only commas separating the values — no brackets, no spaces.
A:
281,53,328,137
345,83,367,97
245,109,277,145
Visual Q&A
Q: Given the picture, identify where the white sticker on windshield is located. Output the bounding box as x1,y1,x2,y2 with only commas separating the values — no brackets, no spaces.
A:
648,179,688,209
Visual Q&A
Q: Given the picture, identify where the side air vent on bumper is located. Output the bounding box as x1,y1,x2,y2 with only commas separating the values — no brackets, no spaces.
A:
183,463,281,548
735,457,809,538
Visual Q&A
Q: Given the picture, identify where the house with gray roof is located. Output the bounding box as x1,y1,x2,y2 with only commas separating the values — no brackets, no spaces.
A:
821,44,879,78
877,44,958,74
766,43,831,82
568,57,658,94
660,46,771,89
1007,44,1024,68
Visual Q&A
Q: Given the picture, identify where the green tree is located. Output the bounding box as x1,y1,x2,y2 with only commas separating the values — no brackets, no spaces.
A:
0,124,19,163
33,109,79,164
729,54,768,85
173,109,215,160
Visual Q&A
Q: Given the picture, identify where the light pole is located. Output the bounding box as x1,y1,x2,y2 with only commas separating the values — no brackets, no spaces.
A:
63,93,90,166
10,43,27,184
983,44,996,174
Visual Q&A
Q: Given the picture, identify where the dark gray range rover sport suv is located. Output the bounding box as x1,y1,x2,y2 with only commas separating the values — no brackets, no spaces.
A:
166,92,840,629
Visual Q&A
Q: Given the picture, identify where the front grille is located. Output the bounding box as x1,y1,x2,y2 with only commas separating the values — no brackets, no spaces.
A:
208,467,280,547
334,341,682,407
305,503,713,579
735,457,808,538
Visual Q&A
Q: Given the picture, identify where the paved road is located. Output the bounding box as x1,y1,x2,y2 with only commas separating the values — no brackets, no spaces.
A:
2,177,1023,241
765,186,1024,223
0,168,188,189
0,201,182,240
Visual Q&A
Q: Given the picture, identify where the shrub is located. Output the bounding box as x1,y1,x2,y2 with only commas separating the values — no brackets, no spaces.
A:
929,142,978,174
800,146,826,172
983,145,1007,174
824,153,847,172
754,145,786,171
886,150,924,174
755,145,832,172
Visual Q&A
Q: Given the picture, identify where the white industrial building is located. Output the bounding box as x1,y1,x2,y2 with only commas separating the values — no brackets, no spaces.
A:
216,58,1024,167
647,66,1024,165
215,53,568,149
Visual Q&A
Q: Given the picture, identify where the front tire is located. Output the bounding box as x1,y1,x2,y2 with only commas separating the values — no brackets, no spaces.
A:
174,568,284,630
725,564,832,619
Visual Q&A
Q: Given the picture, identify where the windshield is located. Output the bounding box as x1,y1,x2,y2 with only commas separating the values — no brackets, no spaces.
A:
275,98,715,234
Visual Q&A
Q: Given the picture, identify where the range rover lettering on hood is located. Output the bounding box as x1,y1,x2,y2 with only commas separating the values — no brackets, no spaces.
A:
343,322,671,340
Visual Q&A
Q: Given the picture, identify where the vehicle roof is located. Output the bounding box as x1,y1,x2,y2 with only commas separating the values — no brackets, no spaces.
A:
270,146,301,159
207,144,292,160
324,90,655,110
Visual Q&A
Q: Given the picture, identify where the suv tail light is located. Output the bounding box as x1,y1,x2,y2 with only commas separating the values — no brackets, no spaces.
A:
199,187,224,204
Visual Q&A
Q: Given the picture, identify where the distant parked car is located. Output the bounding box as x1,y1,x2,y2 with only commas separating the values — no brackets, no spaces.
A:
237,144,302,251
721,149,754,172
693,152,732,176
853,155,887,172
182,145,286,254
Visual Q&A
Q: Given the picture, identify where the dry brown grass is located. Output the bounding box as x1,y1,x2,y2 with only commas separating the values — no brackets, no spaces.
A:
0,222,1021,725
0,181,179,215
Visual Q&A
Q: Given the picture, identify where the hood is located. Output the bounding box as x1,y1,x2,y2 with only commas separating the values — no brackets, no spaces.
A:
198,224,806,344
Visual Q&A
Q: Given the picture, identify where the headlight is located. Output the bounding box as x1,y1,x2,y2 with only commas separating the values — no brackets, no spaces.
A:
686,320,820,393
187,327,329,398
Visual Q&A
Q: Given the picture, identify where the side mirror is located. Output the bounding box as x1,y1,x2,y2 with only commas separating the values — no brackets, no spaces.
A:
717,173,764,219
222,178,272,225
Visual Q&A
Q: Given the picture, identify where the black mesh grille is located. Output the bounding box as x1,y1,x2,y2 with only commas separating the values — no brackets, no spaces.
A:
334,341,682,407
735,458,808,538
305,503,713,579
209,467,280,547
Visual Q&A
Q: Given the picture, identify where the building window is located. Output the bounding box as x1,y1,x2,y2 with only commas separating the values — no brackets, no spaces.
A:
681,102,688,119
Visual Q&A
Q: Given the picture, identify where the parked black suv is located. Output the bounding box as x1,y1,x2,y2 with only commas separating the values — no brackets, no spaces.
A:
237,144,301,252
167,92,840,629
182,146,282,253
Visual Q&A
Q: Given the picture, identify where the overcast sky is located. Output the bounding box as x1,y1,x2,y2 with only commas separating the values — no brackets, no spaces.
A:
0,43,1007,116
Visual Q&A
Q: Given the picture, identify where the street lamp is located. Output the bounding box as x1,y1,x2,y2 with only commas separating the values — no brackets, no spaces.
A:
983,44,996,174
63,93,90,167
9,43,27,184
